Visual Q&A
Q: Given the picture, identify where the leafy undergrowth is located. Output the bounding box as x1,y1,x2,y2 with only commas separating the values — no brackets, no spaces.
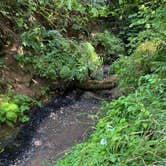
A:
111,41,166,94
56,74,166,166
19,29,102,81
55,1,166,165
91,31,125,64
0,94,40,126
0,2,110,127
56,42,166,165
0,1,165,164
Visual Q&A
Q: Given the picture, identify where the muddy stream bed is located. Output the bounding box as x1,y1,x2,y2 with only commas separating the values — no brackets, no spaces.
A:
0,90,111,166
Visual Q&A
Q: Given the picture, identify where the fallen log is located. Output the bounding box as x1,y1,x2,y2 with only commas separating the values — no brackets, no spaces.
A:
75,75,118,91
50,76,118,91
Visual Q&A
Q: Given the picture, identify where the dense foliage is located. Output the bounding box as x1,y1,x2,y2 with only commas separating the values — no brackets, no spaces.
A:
0,94,40,126
55,1,166,166
56,42,166,165
0,0,166,165
111,40,166,93
0,0,108,125
92,31,125,64
19,28,102,81
57,75,166,165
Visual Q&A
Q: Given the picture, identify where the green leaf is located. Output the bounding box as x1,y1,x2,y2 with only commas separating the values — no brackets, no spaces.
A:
6,112,17,123
60,66,71,78
67,0,72,10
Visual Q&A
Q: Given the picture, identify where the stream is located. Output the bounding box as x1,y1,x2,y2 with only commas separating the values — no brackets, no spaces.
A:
0,90,107,166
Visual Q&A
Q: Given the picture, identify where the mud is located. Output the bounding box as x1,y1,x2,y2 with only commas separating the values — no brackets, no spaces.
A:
0,91,102,166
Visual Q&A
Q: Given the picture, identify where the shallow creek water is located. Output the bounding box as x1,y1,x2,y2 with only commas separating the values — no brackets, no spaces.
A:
0,90,104,166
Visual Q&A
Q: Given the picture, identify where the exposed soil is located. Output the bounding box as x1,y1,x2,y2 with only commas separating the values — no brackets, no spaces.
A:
0,50,48,99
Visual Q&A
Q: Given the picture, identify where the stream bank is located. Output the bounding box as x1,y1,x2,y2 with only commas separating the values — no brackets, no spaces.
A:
0,90,110,166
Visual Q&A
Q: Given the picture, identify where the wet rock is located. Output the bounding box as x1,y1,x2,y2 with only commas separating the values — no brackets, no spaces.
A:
50,113,58,120
34,140,42,147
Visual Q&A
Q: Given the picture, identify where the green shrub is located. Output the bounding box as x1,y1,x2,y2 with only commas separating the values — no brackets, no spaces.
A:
56,74,166,166
56,22,166,165
0,94,40,126
19,28,102,81
92,31,125,64
125,1,166,53
111,40,166,93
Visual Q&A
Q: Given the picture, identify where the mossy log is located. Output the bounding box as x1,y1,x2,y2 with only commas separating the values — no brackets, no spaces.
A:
51,76,118,91
75,76,118,91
